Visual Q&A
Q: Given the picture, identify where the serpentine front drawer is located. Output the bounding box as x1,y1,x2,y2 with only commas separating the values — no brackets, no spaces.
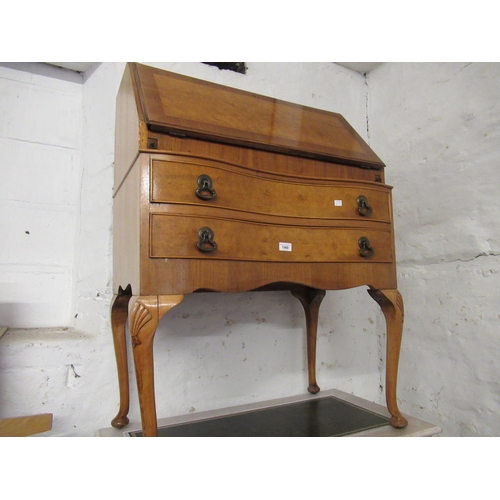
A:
150,157,392,223
149,214,394,263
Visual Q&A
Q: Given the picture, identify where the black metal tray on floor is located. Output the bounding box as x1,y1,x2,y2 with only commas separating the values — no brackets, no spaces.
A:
129,396,390,437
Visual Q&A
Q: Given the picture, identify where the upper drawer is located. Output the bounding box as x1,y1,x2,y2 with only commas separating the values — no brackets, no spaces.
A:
150,214,393,263
151,159,392,223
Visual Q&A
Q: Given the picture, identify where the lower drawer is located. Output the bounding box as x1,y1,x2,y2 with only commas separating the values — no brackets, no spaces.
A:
150,214,393,263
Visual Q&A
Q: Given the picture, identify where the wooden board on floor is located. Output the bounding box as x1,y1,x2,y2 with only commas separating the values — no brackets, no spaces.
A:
0,414,53,437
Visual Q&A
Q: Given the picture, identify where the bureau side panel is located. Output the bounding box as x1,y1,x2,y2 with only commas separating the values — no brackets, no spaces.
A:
113,156,141,294
114,64,144,191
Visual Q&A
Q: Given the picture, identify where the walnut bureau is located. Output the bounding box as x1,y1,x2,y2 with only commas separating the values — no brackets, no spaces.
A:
110,63,407,437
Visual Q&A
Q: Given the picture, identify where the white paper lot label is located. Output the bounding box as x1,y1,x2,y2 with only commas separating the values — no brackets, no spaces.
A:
279,242,292,252
334,200,343,206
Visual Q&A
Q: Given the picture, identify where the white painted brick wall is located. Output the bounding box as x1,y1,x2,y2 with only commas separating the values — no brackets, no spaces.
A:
0,64,82,328
368,62,500,436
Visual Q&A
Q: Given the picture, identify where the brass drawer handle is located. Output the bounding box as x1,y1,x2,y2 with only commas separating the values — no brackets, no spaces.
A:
358,236,375,258
357,195,373,216
197,226,218,253
196,174,217,200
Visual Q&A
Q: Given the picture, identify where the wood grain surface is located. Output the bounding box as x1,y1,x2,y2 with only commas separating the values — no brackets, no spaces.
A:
130,63,385,169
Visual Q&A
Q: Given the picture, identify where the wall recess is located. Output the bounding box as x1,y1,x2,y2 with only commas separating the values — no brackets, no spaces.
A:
202,62,246,74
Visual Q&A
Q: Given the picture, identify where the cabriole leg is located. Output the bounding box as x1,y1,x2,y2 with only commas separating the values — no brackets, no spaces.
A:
368,287,408,429
111,285,132,429
130,294,184,437
291,287,326,394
